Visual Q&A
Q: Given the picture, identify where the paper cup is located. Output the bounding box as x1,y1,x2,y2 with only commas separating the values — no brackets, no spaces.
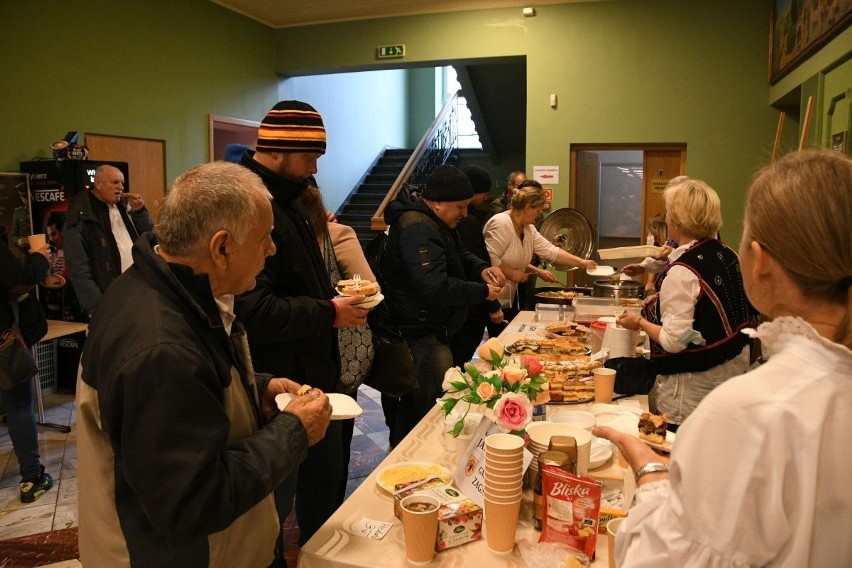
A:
484,470,523,486
484,498,522,553
484,433,525,456
400,494,440,564
593,368,617,403
484,461,523,476
484,452,523,465
27,234,46,250
606,517,626,568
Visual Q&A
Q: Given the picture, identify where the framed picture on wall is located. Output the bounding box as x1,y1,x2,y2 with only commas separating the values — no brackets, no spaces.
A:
769,0,852,84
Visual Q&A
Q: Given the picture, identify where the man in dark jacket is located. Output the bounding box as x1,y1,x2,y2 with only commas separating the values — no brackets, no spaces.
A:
64,164,152,318
76,162,332,567
381,165,504,446
450,165,504,366
234,101,368,547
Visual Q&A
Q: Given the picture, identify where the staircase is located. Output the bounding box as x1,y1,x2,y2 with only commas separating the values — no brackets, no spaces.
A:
336,148,413,248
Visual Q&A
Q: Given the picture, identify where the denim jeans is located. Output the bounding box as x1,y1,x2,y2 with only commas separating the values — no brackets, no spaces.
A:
0,378,42,481
386,334,453,447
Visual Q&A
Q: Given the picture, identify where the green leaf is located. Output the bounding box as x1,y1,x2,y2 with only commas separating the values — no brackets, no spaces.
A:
451,418,465,437
442,398,459,414
451,380,469,391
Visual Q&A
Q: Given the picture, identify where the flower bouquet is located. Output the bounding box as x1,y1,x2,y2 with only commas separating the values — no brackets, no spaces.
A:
440,337,549,437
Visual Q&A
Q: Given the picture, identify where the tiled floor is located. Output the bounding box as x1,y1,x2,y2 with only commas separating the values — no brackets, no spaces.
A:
0,385,390,566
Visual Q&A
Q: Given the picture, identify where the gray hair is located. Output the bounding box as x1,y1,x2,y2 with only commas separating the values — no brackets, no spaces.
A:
155,161,271,256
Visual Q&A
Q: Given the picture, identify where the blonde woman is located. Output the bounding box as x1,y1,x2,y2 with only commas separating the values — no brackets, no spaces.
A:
617,177,753,429
483,185,595,330
597,150,852,567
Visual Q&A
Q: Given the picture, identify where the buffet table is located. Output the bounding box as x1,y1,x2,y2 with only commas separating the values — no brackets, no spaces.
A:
298,311,642,567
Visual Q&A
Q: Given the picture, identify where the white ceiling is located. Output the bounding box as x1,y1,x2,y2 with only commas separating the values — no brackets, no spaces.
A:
210,0,599,28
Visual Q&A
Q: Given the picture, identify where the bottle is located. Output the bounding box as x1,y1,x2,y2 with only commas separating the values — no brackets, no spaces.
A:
533,450,570,530
532,402,547,422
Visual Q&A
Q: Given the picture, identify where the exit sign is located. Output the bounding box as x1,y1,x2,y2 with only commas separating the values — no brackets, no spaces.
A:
377,44,405,59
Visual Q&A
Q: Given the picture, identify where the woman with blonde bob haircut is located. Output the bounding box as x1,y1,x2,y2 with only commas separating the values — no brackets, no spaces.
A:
617,176,753,429
595,151,852,567
483,184,595,330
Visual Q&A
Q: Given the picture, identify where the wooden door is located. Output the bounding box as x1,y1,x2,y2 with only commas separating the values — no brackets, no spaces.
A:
643,149,685,237
85,134,166,222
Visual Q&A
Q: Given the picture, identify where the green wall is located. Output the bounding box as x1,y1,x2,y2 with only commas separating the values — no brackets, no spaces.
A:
272,0,780,245
0,0,278,184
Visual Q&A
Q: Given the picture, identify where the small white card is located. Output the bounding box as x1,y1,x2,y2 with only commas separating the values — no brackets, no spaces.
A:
352,517,393,540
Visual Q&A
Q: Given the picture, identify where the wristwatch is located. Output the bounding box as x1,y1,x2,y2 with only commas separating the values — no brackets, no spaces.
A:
634,462,669,482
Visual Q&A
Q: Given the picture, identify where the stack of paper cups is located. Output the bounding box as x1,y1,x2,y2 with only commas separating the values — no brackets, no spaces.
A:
483,433,524,554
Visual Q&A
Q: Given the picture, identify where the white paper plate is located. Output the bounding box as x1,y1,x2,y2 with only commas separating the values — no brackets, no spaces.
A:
375,462,452,494
589,437,613,469
353,292,383,309
641,430,675,454
586,266,615,278
275,392,362,420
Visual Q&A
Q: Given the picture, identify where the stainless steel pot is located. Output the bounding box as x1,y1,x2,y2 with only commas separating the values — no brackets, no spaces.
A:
593,280,644,300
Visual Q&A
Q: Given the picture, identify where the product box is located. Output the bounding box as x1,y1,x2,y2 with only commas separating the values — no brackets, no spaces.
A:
393,479,483,550
539,465,603,560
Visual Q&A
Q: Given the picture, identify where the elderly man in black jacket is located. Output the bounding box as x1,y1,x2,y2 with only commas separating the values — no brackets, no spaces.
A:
64,164,152,319
234,101,368,550
381,165,505,446
76,162,332,567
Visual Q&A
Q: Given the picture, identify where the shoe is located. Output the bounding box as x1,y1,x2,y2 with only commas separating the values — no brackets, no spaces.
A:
20,467,53,503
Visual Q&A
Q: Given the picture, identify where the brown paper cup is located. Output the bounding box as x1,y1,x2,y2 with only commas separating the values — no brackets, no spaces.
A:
593,368,616,403
606,517,626,568
27,234,46,250
484,471,523,486
484,498,522,553
400,494,440,564
484,433,525,456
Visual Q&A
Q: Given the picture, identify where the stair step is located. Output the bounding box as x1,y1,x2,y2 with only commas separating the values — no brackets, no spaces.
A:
366,173,397,184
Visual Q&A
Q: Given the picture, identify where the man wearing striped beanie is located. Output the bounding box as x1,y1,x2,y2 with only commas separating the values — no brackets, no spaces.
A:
236,101,370,563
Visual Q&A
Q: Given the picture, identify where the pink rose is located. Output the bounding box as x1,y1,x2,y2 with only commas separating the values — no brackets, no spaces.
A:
492,392,533,432
476,381,497,402
519,354,543,377
471,359,494,374
476,338,504,364
501,363,527,386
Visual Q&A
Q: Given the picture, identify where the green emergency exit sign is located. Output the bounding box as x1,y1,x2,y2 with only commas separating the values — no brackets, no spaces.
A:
377,44,405,59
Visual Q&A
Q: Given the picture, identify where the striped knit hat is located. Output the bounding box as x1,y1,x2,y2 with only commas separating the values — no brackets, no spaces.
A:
256,100,326,154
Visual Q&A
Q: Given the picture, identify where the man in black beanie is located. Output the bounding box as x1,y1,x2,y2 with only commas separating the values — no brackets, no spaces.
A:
379,165,505,446
450,165,504,366
235,101,370,558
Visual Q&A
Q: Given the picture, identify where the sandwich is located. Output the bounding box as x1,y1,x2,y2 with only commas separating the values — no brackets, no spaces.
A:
336,278,380,297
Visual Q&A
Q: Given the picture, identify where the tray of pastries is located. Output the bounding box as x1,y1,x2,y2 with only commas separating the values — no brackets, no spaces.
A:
506,337,591,356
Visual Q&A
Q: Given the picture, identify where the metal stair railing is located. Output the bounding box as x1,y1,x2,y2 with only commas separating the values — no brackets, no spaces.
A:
370,91,460,231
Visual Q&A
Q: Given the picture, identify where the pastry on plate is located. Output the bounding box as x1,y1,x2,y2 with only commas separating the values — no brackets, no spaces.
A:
638,412,668,445
336,278,380,297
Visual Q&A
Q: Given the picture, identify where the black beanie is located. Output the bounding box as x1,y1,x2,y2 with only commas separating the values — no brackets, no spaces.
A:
422,165,474,202
464,165,492,194
256,100,326,154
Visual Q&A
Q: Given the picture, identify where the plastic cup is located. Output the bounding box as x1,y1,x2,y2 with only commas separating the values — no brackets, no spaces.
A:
606,517,626,568
27,234,46,250
593,368,617,403
400,494,440,564
484,498,522,553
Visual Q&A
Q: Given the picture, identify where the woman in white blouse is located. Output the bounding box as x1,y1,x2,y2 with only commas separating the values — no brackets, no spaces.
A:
595,150,852,567
483,185,595,328
616,177,753,429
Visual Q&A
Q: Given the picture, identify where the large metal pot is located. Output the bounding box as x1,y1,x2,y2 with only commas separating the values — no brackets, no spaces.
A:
593,280,644,300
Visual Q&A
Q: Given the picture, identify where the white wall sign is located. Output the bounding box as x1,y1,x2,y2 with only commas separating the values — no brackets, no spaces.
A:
533,166,559,184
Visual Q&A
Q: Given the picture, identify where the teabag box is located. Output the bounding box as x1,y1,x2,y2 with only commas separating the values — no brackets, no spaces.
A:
393,479,483,551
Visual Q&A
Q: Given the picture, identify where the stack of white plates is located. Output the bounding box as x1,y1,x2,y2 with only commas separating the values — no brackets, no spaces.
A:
526,422,592,475
550,410,595,431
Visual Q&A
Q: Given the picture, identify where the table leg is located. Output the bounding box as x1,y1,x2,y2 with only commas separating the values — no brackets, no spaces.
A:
31,347,71,434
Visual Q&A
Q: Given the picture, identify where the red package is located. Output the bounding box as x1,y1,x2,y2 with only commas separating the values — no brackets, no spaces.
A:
539,464,602,560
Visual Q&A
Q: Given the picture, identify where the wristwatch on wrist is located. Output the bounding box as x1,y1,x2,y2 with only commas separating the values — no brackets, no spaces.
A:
634,461,669,482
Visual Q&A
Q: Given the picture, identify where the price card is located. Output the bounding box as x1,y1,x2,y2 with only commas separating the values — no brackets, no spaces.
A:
352,517,393,540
